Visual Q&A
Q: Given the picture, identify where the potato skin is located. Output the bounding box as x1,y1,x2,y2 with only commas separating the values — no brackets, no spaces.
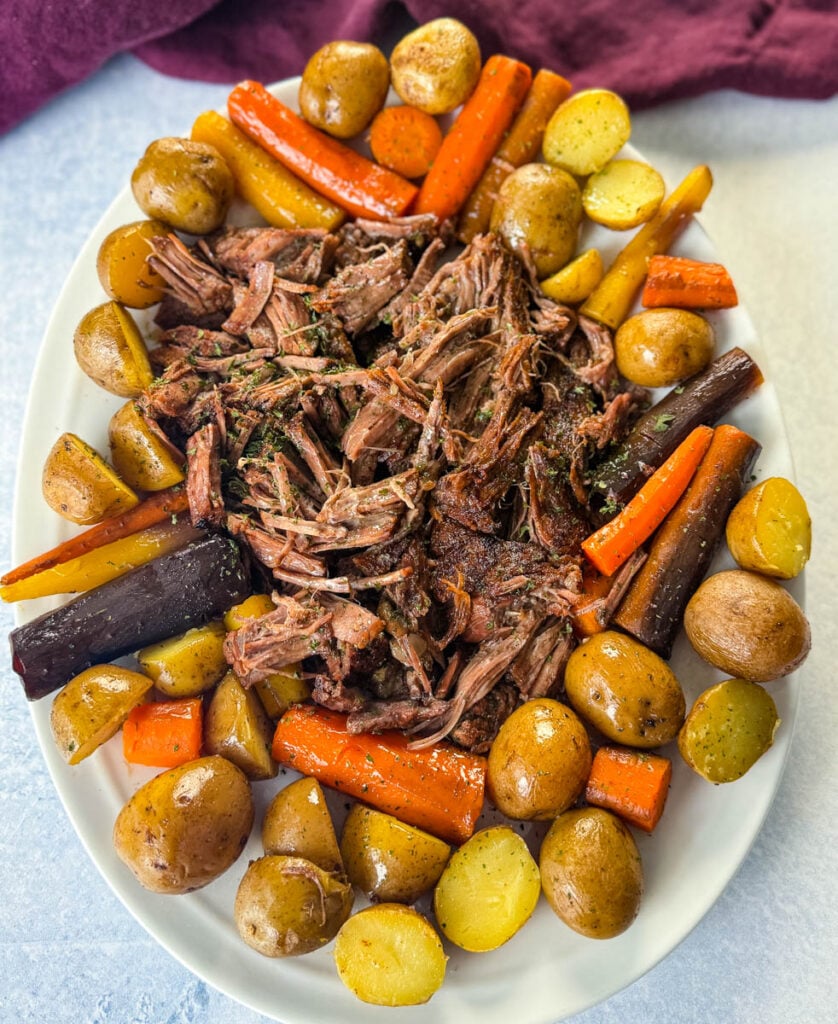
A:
131,137,234,234
204,670,277,781
113,755,253,894
96,219,170,308
487,698,592,820
109,400,185,491
684,569,811,681
262,777,343,873
539,807,643,938
564,631,686,748
490,163,582,278
390,17,481,115
74,301,153,397
614,307,715,388
42,432,138,525
299,41,390,139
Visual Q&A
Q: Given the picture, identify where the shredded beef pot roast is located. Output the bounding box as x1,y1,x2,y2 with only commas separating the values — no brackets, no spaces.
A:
139,216,647,753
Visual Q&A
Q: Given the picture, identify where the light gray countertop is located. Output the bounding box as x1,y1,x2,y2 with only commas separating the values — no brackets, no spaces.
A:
1,53,836,1024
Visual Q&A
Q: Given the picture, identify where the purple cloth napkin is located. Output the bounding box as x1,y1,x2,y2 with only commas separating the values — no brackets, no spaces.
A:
3,0,837,135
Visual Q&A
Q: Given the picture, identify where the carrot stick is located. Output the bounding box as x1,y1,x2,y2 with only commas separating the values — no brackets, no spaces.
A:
413,54,533,224
2,486,189,588
122,697,203,768
369,105,443,180
582,425,714,576
272,704,486,845
580,165,713,329
613,423,760,657
586,746,672,833
227,81,418,221
457,68,571,243
642,254,739,309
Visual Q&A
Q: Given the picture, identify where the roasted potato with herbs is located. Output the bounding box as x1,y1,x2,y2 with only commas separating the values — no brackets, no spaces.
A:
234,855,353,957
137,621,228,698
615,307,715,388
299,41,390,139
679,678,780,783
50,664,153,765
113,755,253,894
390,17,481,115
684,569,811,681
262,777,343,873
726,477,811,579
73,301,154,397
487,697,592,820
42,432,139,525
131,137,234,235
543,88,631,177
540,248,603,305
334,904,447,1006
96,219,169,308
433,826,540,952
490,162,583,278
564,631,686,748
582,159,665,230
340,804,451,903
109,400,185,491
204,670,277,781
540,807,643,938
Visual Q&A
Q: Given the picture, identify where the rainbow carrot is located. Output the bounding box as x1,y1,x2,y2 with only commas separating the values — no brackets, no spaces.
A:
642,254,738,309
122,698,203,768
586,746,672,833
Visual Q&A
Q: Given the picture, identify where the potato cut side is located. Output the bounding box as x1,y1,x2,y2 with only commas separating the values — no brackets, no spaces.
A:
96,219,169,309
138,620,228,697
433,825,540,951
726,477,811,579
540,248,603,305
582,159,665,230
334,904,446,1006
543,89,631,177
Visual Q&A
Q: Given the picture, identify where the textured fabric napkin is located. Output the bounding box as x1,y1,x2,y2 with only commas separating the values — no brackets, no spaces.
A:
2,0,837,134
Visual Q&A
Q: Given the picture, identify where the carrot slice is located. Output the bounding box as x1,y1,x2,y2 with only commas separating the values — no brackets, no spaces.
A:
122,698,203,768
413,54,533,224
642,254,739,309
586,746,672,832
582,425,714,576
227,80,418,221
2,486,189,588
457,67,571,243
271,704,486,845
369,105,443,180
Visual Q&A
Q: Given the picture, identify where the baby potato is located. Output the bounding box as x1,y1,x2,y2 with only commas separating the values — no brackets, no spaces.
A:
109,400,185,491
204,670,277,781
726,477,811,579
137,621,228,697
74,301,154,397
540,248,604,306
131,137,234,234
334,904,447,1006
113,755,253,894
614,307,715,388
487,697,592,820
490,162,583,278
262,777,343,873
684,569,811,681
50,664,153,765
582,159,665,230
390,17,481,115
678,678,780,783
96,219,169,308
299,41,390,139
340,804,451,903
539,807,643,938
433,826,541,952
543,88,631,177
234,855,353,957
42,432,139,525
564,631,686,748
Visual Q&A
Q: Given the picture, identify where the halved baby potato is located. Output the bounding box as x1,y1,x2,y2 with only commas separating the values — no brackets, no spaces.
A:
109,400,185,491
204,670,277,781
540,248,603,306
582,159,665,230
543,88,631,177
138,620,228,697
726,477,811,579
96,219,169,308
74,301,154,397
42,432,139,525
262,777,343,872
50,664,153,765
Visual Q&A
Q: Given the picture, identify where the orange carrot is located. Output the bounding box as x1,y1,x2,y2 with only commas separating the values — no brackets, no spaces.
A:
457,67,572,243
272,704,486,845
586,746,672,833
123,698,203,768
413,54,533,224
227,81,418,221
572,565,614,638
2,486,189,587
582,424,714,576
642,254,739,309
369,105,443,180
